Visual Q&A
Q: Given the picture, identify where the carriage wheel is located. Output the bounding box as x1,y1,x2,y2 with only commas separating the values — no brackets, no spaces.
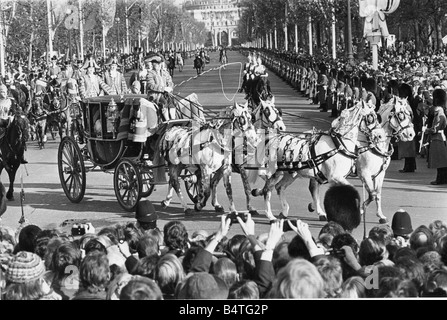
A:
58,136,86,203
183,168,199,203
140,169,155,198
114,159,142,212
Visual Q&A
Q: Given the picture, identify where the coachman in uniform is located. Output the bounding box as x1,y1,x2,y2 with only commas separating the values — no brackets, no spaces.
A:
79,54,112,99
145,53,174,109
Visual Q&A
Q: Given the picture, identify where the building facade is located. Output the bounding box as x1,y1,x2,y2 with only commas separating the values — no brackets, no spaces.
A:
183,0,242,46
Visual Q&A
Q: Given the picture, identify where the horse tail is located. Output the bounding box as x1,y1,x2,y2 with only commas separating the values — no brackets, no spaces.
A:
0,182,6,217
153,151,167,183
152,135,168,184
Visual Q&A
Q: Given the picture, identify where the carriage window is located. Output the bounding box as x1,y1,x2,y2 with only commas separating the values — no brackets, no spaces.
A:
88,103,101,138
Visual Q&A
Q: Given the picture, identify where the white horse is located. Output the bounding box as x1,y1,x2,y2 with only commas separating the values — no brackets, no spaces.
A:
251,100,382,221
355,96,415,223
154,102,260,215
208,97,287,216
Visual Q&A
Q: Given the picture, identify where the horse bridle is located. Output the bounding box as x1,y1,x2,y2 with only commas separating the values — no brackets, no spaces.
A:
232,109,252,132
253,101,282,129
380,98,414,140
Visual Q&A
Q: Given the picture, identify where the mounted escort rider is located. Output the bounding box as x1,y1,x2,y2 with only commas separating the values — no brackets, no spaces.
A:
0,84,27,164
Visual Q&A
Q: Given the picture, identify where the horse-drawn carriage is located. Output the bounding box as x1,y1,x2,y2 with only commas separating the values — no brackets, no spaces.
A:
56,89,283,216
57,94,201,212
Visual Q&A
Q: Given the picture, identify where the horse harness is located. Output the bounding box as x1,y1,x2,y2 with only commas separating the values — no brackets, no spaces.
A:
273,129,359,184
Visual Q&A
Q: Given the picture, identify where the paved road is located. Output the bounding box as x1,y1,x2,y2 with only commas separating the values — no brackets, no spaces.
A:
0,50,445,242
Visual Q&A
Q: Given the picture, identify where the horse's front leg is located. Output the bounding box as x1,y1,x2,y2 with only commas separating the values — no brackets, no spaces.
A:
163,166,192,214
373,170,388,224
308,178,326,221
196,165,212,211
6,167,17,201
239,166,258,215
221,165,237,214
210,169,224,213
252,171,284,221
161,181,174,209
275,172,296,218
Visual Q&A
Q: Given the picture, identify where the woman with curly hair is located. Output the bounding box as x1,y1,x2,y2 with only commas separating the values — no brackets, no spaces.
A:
163,221,190,260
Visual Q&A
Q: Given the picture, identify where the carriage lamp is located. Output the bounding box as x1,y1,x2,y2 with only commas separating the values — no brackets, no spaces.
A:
106,97,120,138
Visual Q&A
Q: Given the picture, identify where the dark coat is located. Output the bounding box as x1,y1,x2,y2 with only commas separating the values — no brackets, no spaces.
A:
427,106,447,169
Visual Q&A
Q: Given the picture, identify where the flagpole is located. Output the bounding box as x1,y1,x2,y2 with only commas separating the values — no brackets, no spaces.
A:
46,0,53,60
79,0,84,60
0,11,5,77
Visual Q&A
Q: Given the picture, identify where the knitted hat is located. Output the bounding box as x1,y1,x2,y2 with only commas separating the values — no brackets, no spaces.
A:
6,251,45,283
391,209,413,237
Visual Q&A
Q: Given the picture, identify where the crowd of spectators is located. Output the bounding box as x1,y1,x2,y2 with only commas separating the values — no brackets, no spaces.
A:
1,183,446,300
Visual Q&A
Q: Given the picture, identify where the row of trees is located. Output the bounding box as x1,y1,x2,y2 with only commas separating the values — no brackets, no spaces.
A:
0,0,209,68
237,0,447,59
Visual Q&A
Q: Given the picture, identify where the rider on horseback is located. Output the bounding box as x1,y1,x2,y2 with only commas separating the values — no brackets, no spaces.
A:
238,52,258,99
0,84,27,164
248,58,272,109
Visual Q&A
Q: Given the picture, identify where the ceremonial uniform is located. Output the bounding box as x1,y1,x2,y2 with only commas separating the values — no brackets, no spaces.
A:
146,55,174,105
327,69,338,117
78,56,112,99
0,96,13,127
317,69,328,111
79,73,111,99
103,55,129,95
426,88,447,185
249,63,271,107
239,53,256,96
0,84,27,163
47,56,62,80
